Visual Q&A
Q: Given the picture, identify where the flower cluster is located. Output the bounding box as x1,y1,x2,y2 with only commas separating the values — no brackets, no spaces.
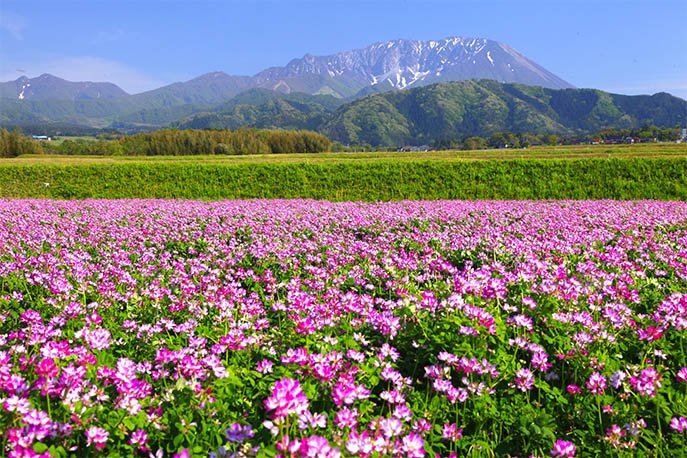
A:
0,199,686,456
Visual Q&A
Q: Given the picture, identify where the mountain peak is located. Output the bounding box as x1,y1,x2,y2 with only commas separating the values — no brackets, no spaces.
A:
253,36,572,97
1,73,129,101
1,35,575,118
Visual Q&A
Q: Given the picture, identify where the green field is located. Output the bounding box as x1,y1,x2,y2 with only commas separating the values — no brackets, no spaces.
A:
1,143,686,200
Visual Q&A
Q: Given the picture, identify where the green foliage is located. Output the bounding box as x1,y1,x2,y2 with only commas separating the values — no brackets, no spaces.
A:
462,137,488,150
323,81,687,146
92,128,332,156
4,81,686,148
1,156,685,200
0,128,44,157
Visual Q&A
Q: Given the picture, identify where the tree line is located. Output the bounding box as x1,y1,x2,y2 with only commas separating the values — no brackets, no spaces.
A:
428,126,684,151
1,125,683,157
0,129,44,157
0,128,331,157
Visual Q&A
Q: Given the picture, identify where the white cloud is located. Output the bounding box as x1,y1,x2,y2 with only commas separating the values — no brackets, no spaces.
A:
0,10,26,40
0,56,170,94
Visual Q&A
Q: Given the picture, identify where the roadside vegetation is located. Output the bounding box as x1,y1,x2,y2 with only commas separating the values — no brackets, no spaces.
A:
1,153,685,200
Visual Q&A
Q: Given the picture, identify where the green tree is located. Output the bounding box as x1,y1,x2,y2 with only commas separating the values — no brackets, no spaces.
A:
0,129,44,157
544,134,559,146
462,136,487,150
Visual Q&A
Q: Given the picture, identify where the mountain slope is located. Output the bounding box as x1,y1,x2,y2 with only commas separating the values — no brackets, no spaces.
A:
0,74,128,101
2,37,684,139
170,81,687,147
171,89,346,131
1,35,574,125
320,80,687,146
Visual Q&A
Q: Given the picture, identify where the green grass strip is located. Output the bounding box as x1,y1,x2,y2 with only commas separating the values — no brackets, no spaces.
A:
0,157,685,200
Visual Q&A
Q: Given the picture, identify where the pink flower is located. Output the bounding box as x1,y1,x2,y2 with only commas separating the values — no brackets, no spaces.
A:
629,367,661,397
379,417,403,438
298,435,341,457
334,408,357,429
514,368,535,392
638,326,664,341
129,429,149,451
442,423,463,442
532,351,552,372
670,417,687,433
550,439,576,457
346,430,373,455
522,297,537,309
402,432,425,457
84,327,111,350
676,367,687,383
256,359,273,374
85,426,109,450
264,378,310,420
566,384,581,395
35,358,59,378
586,372,606,395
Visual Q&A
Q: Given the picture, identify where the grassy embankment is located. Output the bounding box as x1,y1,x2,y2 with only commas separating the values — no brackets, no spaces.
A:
1,143,686,200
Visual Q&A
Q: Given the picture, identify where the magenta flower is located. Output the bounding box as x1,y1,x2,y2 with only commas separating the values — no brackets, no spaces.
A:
566,384,581,395
676,367,687,383
85,426,109,450
35,358,59,378
335,407,358,429
442,423,463,442
550,439,576,457
629,367,661,397
298,435,340,457
264,378,310,420
256,359,273,374
531,351,552,372
670,417,687,433
129,429,149,451
402,432,425,457
346,430,373,455
586,372,606,395
514,368,535,392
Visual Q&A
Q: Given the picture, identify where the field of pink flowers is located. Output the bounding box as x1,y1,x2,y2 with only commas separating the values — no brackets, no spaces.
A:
1,199,686,457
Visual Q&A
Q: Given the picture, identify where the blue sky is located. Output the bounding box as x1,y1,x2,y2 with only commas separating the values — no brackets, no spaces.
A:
1,0,686,99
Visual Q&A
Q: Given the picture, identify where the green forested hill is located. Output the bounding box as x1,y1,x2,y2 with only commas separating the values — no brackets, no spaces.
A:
175,80,686,146
3,80,686,146
170,89,346,131
320,81,687,146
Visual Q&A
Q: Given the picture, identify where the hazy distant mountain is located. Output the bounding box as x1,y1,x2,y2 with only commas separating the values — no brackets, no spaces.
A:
129,72,255,106
1,36,571,107
0,74,129,101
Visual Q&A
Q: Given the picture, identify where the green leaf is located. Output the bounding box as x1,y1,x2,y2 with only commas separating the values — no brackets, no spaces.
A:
33,443,49,454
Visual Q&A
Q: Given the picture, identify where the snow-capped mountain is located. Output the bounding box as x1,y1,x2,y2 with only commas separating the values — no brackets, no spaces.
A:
0,37,572,104
0,36,580,127
0,74,129,101
253,37,573,96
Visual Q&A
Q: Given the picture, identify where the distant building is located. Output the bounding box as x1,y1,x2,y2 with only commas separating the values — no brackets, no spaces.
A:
397,145,430,152
32,135,52,141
